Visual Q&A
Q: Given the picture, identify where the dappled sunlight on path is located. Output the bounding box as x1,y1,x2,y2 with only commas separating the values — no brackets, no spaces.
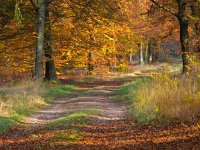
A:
0,77,200,149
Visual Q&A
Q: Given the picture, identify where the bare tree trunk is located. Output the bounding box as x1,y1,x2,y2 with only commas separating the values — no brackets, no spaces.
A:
177,0,190,73
148,38,153,63
88,34,95,75
35,0,46,81
129,54,133,64
144,40,149,64
44,1,57,81
88,51,93,75
138,43,144,65
178,17,190,73
152,39,159,63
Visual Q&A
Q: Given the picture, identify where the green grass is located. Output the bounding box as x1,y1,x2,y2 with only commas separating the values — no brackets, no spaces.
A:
45,84,77,100
77,88,109,96
0,81,77,133
45,109,99,145
0,116,20,132
47,109,99,129
112,76,151,104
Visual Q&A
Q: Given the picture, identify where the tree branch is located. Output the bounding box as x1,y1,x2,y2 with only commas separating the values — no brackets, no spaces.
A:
150,0,178,17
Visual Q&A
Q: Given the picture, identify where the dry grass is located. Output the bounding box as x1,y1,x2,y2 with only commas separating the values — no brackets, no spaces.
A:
134,73,200,122
0,80,46,117
0,80,46,131
115,59,200,123
0,80,77,132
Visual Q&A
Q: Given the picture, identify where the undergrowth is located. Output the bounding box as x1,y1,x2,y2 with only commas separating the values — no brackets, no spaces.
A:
0,80,77,132
114,60,200,123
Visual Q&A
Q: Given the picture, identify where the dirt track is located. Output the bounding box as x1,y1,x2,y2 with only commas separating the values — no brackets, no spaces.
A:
0,78,200,150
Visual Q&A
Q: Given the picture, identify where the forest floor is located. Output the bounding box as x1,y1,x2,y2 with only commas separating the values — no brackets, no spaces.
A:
0,72,200,149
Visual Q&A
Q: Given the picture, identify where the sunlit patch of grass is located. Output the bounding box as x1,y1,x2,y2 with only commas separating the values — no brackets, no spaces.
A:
110,63,182,80
114,59,199,123
47,109,99,129
0,81,77,132
45,84,77,100
114,71,200,123
78,88,110,96
112,77,151,104
133,73,200,123
0,81,46,132
45,109,99,146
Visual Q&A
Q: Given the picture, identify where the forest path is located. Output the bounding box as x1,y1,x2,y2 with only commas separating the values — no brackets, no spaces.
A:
0,77,200,150
22,78,131,126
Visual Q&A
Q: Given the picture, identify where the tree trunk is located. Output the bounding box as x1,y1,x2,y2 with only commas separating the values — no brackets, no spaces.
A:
129,54,133,64
144,40,149,64
35,0,46,81
44,1,57,81
177,0,190,73
150,0,191,73
148,38,153,63
178,17,190,73
88,34,95,75
88,51,93,75
138,43,144,65
152,39,159,63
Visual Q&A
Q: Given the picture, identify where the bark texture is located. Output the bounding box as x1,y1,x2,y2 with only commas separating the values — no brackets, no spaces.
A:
44,1,57,81
177,0,190,73
35,0,46,81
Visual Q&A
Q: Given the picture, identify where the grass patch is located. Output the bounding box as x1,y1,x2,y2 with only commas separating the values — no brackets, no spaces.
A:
114,67,200,123
78,88,109,96
45,84,77,100
0,116,20,132
112,76,151,104
47,109,99,129
133,73,200,123
0,81,77,132
45,109,99,145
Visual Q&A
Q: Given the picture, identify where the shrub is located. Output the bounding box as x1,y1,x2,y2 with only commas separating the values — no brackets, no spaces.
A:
115,63,128,72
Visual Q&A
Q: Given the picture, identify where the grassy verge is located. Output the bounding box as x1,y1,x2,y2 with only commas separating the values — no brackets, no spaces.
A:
47,109,99,129
45,84,77,100
112,77,151,104
0,81,77,132
113,71,200,124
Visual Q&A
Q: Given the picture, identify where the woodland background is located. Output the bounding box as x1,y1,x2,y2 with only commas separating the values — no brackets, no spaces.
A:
0,0,199,83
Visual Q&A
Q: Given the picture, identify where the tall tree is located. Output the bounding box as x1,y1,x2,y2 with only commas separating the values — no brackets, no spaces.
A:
44,1,57,81
150,0,191,73
138,43,144,65
35,0,46,80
